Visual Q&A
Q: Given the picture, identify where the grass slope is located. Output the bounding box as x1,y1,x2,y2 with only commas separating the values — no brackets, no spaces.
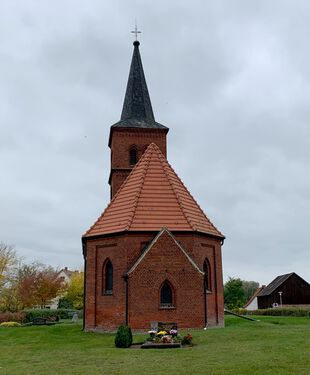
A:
0,316,309,375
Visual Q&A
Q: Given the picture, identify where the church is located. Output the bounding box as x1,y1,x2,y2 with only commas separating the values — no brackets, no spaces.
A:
82,39,225,331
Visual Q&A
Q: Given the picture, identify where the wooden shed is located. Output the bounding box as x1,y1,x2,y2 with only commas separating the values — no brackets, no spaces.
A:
257,272,310,309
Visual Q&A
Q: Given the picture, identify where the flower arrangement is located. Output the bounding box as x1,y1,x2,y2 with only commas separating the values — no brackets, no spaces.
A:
145,327,193,346
157,330,167,336
170,329,178,337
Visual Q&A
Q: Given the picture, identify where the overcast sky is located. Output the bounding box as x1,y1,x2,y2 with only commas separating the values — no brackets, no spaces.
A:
1,1,309,285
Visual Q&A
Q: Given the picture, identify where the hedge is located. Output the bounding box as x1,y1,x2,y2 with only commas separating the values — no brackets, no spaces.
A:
23,309,83,322
0,312,26,324
234,307,310,317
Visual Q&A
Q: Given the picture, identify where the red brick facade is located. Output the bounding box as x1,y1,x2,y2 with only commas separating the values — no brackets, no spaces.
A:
109,128,167,198
84,230,224,331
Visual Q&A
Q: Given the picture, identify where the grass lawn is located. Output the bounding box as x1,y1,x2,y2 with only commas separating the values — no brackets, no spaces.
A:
0,316,309,375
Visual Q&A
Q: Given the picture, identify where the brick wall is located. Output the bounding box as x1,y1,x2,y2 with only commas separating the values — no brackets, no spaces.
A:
84,231,224,331
109,128,167,198
127,230,205,329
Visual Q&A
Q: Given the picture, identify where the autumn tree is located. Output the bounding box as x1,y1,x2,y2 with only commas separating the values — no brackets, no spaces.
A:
64,272,84,310
17,263,64,309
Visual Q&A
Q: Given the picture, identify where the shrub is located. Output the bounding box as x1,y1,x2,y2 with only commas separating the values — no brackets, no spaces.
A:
0,321,22,327
58,298,73,309
114,325,133,348
236,308,310,317
23,308,82,322
181,333,193,346
0,312,26,324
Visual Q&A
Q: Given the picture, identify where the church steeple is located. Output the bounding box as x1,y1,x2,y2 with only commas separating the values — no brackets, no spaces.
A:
121,41,155,122
111,41,167,130
108,40,169,199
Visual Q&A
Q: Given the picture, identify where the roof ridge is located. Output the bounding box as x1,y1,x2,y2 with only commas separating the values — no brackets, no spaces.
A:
154,144,224,237
155,146,193,230
126,146,153,230
127,227,204,275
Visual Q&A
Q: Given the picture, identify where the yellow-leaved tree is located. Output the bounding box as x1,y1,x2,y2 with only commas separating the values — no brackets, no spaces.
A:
65,272,84,310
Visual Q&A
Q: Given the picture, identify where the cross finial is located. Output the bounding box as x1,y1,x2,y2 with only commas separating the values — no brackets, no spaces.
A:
131,22,141,41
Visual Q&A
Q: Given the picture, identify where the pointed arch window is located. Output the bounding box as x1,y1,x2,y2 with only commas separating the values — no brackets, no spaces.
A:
103,259,113,295
129,147,137,165
203,258,211,292
160,281,174,308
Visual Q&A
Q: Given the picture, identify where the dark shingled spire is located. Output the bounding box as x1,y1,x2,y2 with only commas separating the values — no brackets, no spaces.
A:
121,40,155,121
111,41,168,130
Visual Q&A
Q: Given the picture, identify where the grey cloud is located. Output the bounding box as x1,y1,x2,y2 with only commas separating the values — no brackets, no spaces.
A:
1,0,309,284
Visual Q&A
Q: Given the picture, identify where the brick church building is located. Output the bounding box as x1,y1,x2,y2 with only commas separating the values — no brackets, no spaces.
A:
82,40,225,331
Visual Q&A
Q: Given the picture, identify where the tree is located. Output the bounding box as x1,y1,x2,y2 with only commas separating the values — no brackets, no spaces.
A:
224,277,246,310
0,243,19,311
64,272,84,310
34,266,65,308
57,297,73,309
242,280,259,302
17,263,64,309
0,243,17,292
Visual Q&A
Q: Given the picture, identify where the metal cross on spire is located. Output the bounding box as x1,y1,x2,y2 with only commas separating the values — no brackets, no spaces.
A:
131,22,141,41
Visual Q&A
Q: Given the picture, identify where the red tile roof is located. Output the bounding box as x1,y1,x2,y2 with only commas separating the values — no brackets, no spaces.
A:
83,143,224,238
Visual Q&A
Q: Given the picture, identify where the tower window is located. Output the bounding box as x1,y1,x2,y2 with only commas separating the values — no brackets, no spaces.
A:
103,259,113,295
129,148,137,165
203,258,211,292
160,281,174,308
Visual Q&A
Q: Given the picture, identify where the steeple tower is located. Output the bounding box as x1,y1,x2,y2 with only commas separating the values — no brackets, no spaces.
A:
121,40,156,123
108,41,169,199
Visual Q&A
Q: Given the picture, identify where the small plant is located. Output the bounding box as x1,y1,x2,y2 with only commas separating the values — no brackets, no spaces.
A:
173,335,182,343
181,333,193,345
0,321,22,327
114,325,133,348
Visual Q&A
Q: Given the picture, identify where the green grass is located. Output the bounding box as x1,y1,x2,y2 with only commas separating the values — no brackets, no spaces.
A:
0,316,309,374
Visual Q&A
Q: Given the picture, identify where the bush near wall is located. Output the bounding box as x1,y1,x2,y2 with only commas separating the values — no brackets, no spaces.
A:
0,312,26,324
115,325,133,348
23,309,83,322
235,308,310,317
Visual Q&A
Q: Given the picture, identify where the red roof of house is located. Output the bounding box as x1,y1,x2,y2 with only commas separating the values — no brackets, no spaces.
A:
83,143,224,238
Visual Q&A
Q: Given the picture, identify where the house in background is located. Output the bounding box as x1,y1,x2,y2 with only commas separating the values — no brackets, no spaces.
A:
244,272,310,310
243,285,265,310
57,267,77,284
46,267,77,309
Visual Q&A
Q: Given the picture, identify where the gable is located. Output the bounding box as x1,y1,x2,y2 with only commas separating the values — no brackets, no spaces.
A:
127,228,204,276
